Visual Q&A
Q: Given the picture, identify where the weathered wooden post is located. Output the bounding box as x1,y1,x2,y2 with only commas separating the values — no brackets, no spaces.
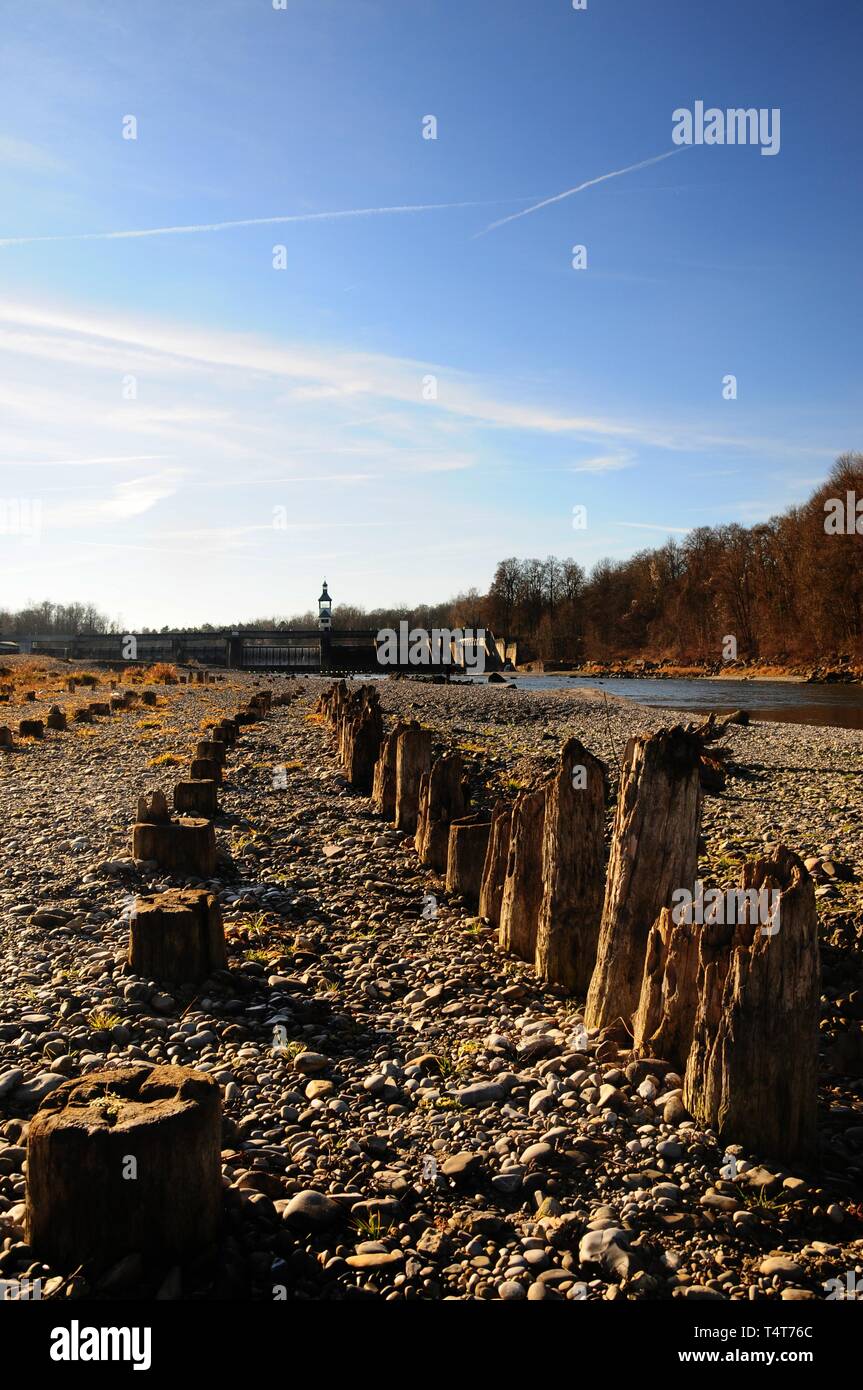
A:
0,726,14,750
344,690,383,792
25,1065,222,1267
534,739,606,995
132,789,216,876
446,814,492,902
479,800,512,927
190,757,223,785
498,787,546,962
173,779,219,817
585,726,703,1033
129,888,227,982
631,907,701,1068
195,739,227,765
371,720,407,821
683,848,820,1161
394,722,432,833
417,752,466,872
46,705,68,731
19,719,44,738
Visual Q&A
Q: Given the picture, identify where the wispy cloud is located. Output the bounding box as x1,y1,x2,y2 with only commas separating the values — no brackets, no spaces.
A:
0,135,67,174
572,452,636,474
476,150,685,236
616,520,690,534
0,199,524,248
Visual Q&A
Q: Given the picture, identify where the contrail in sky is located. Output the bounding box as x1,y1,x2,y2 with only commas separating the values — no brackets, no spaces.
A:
0,199,525,247
475,149,685,236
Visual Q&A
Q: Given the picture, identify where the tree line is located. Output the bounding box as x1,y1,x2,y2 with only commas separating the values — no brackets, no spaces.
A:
3,456,861,663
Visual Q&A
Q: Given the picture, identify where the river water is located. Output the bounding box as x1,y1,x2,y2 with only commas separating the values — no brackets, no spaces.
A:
490,676,863,731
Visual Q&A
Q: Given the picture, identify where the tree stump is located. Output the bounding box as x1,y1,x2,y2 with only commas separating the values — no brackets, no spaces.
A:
19,719,44,738
0,726,14,750
132,816,216,876
371,721,407,821
416,752,466,872
190,757,223,785
585,726,703,1033
174,779,219,817
498,787,546,962
446,814,492,902
631,907,702,1069
394,723,432,833
129,888,227,982
479,800,512,927
25,1065,222,1268
534,739,606,995
683,847,820,1161
46,705,68,731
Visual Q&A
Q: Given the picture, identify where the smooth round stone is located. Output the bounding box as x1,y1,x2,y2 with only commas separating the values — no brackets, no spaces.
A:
498,1280,527,1301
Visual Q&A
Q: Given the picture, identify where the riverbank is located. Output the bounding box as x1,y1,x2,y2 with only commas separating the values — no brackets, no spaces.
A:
532,659,863,685
0,674,861,1301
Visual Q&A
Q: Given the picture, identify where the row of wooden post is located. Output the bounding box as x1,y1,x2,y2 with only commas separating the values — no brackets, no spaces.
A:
316,681,820,1161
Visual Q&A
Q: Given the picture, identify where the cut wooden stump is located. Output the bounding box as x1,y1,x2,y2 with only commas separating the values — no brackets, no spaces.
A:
498,787,547,962
173,779,219,818
215,718,238,745
132,816,216,876
631,907,701,1069
416,752,466,872
73,707,93,723
683,847,820,1161
25,1065,222,1268
129,888,227,982
141,690,158,706
18,719,44,739
534,739,606,995
371,720,407,821
394,722,432,833
0,726,14,750
446,814,492,903
137,789,170,823
479,800,512,927
585,726,703,1033
46,705,67,731
89,702,111,717
190,757,223,785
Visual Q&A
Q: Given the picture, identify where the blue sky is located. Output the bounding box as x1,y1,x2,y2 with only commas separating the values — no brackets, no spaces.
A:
1,0,860,628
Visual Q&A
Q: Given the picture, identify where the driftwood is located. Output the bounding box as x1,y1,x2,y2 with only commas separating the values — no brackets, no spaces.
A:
446,814,492,902
585,727,703,1032
129,888,227,982
26,1065,222,1267
498,787,546,962
371,720,407,820
394,722,432,833
416,752,466,872
683,847,820,1161
534,739,606,995
478,800,512,927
